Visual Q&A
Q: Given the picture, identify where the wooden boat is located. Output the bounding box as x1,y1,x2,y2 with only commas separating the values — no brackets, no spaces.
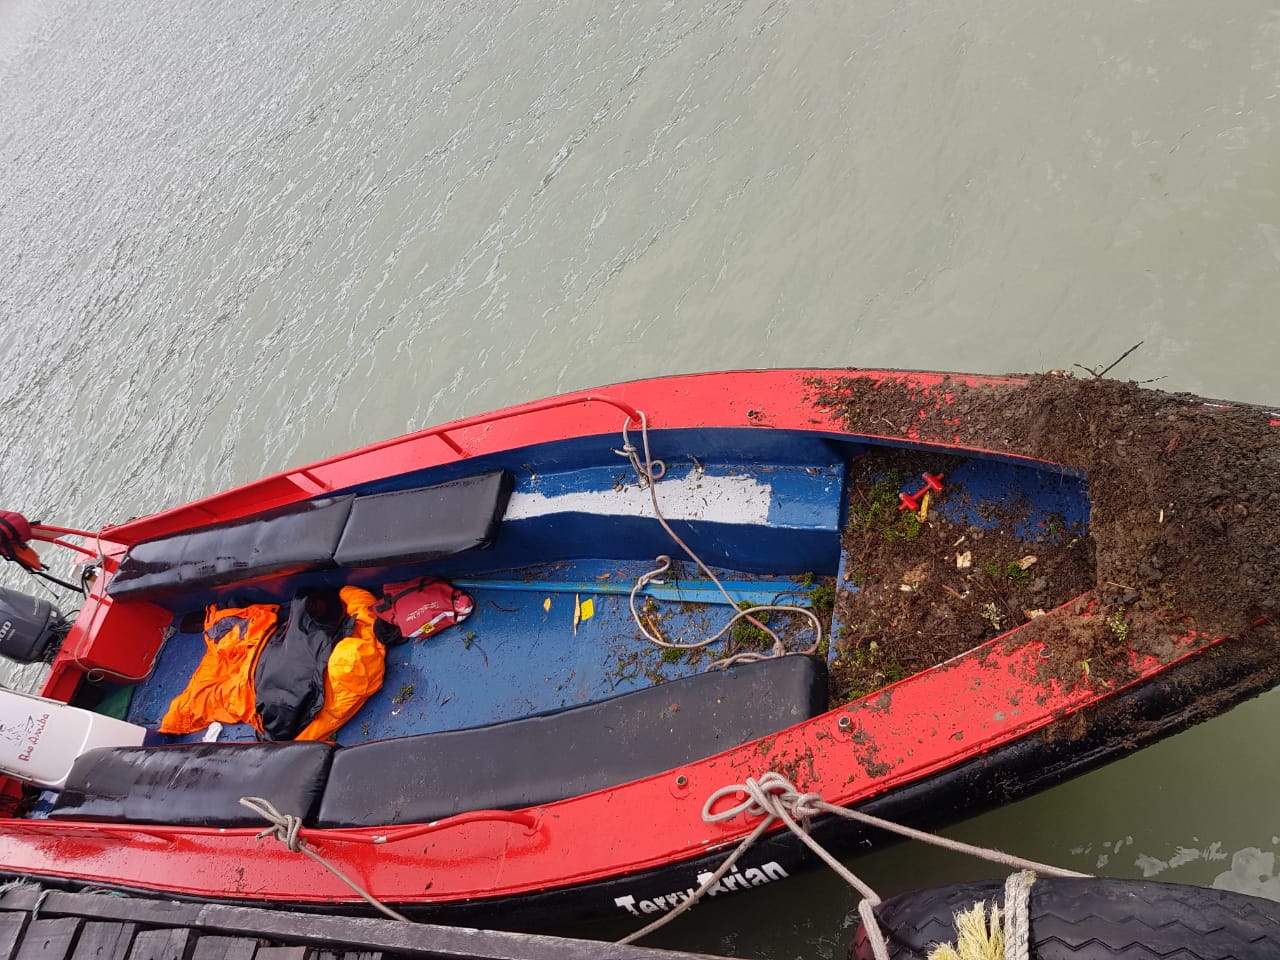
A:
0,369,1274,931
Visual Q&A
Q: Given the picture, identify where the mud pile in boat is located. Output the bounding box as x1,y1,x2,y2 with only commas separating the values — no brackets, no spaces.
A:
830,448,1097,701
808,373,1280,696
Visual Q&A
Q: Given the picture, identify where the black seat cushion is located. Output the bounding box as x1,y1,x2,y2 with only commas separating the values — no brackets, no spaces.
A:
333,470,513,568
49,741,334,827
316,655,828,828
108,496,354,600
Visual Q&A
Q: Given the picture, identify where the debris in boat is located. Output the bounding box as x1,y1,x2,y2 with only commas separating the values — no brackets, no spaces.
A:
811,373,1279,698
543,597,552,613
829,448,1095,704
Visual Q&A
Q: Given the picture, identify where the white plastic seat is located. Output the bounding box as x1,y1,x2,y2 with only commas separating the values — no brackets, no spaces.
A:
0,688,146,789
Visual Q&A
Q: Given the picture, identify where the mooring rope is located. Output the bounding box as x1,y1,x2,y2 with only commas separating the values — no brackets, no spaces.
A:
615,413,822,667
1002,870,1036,960
239,797,411,923
619,773,1088,959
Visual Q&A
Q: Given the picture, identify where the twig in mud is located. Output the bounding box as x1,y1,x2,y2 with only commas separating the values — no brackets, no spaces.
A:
1073,341,1144,379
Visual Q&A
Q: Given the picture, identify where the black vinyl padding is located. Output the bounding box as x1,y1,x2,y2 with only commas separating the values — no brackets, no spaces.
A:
333,470,513,568
316,655,829,828
48,741,334,827
107,470,514,601
107,497,354,600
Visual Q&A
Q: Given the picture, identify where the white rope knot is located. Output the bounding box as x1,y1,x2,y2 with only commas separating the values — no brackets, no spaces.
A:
614,413,665,485
702,775,828,837
238,795,412,923
240,796,305,852
790,790,825,821
702,772,800,824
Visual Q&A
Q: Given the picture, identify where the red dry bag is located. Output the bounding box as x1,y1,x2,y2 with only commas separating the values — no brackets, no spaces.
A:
374,577,474,642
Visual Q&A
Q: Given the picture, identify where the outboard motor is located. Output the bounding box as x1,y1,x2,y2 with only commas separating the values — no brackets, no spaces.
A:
0,586,66,663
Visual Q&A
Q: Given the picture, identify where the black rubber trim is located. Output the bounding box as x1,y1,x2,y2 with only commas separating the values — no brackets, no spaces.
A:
852,877,1280,959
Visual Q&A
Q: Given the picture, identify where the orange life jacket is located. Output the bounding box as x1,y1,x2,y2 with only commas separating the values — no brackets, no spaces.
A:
160,587,387,741
158,604,279,734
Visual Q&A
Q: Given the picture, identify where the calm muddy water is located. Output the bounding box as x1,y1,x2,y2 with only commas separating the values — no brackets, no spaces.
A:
2,0,1278,955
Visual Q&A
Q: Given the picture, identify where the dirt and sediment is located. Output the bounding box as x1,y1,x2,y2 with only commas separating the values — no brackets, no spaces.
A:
805,372,1280,701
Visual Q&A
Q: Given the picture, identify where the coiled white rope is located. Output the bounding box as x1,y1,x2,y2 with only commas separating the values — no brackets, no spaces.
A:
239,797,411,922
619,774,1087,959
615,413,822,667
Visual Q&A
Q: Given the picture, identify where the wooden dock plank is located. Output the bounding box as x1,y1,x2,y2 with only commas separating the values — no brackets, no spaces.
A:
15,919,81,960
0,912,31,960
0,891,727,960
69,923,137,960
126,929,192,960
252,949,309,960
188,937,257,960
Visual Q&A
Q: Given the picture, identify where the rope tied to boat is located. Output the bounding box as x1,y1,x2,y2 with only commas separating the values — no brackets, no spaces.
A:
618,773,1087,959
239,797,411,923
615,413,822,667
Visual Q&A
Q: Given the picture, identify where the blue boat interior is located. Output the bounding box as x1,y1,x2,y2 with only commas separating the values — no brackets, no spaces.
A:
110,426,1089,748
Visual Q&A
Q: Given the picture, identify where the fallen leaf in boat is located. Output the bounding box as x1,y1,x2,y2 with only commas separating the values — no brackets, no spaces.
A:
543,597,552,612
1017,555,1038,570
956,551,972,569
902,563,928,586
1024,608,1046,619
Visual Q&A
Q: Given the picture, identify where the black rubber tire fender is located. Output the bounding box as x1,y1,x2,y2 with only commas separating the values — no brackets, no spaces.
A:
850,877,1280,960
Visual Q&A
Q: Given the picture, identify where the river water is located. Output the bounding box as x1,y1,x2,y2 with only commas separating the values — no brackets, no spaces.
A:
1,0,1278,954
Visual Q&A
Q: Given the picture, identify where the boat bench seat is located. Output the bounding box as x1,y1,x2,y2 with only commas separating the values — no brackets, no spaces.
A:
315,654,829,828
47,741,334,827
107,471,513,601
43,656,826,829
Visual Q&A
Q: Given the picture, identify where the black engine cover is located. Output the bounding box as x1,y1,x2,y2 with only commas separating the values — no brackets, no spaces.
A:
0,586,63,663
